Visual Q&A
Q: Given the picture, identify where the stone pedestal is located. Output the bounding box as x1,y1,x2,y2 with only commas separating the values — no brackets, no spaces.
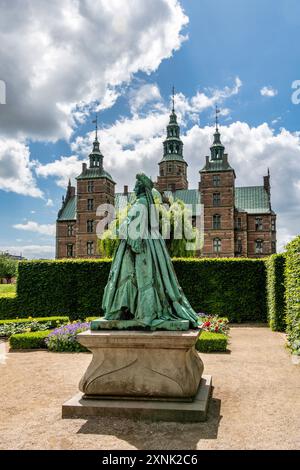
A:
77,329,203,399
62,329,212,422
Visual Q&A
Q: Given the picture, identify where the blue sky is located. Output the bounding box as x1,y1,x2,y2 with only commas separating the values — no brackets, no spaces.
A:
0,0,300,258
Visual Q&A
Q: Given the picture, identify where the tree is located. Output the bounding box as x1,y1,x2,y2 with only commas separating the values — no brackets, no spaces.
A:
98,194,200,258
0,254,18,282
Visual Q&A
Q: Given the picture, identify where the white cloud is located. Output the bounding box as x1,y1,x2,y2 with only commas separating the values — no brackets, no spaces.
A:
129,83,162,114
0,138,42,197
13,221,56,237
260,86,278,97
35,155,83,188
46,198,54,207
0,0,188,141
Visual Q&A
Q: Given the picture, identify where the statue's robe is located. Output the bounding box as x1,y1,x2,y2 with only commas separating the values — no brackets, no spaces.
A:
102,194,198,328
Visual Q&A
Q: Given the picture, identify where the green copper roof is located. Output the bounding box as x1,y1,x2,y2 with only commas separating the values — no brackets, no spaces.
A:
235,186,271,214
57,196,76,221
76,168,114,182
159,154,188,163
200,159,234,172
57,186,271,222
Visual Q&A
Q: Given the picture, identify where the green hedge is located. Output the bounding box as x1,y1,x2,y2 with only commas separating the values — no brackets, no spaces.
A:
0,316,69,326
173,258,267,322
0,297,18,319
266,253,286,331
9,330,50,350
2,258,269,322
196,331,228,352
285,236,300,354
16,259,111,320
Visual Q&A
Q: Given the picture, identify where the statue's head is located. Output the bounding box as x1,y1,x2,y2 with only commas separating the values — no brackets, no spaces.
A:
134,173,154,196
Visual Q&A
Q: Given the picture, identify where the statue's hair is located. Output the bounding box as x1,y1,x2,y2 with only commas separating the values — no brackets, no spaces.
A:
136,173,154,190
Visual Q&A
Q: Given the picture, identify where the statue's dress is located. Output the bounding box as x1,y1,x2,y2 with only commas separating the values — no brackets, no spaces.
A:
102,191,198,328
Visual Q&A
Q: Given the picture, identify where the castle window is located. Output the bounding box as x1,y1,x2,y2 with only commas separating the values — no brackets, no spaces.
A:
271,219,276,231
213,214,221,229
67,224,74,237
161,168,164,176
87,181,94,193
87,241,94,256
213,175,220,187
87,198,94,210
236,217,242,230
168,164,172,173
255,217,263,231
255,239,263,254
213,238,221,253
213,192,221,206
87,220,94,233
67,244,74,258
272,241,276,253
236,238,242,254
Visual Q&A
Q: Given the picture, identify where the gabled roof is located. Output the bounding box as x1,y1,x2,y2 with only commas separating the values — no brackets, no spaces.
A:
235,186,271,214
57,196,76,221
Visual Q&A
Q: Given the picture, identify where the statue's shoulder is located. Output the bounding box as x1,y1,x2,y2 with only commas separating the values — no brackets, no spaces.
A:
135,195,148,206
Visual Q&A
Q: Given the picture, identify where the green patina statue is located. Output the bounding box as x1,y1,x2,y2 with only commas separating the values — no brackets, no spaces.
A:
91,173,199,331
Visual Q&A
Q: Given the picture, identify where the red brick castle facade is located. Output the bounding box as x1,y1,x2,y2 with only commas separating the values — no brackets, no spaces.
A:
56,108,276,259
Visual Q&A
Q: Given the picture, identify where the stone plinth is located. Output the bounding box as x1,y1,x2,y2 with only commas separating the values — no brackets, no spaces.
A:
77,329,204,399
62,375,212,422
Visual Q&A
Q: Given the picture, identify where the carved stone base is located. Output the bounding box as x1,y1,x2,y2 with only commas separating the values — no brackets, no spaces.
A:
77,329,204,399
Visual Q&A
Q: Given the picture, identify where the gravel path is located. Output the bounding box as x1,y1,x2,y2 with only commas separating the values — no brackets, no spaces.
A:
0,326,299,450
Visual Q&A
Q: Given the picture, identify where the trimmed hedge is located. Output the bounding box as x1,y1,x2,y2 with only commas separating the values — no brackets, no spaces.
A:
173,258,267,322
0,297,18,319
16,259,111,320
9,330,50,350
266,253,286,331
2,258,269,322
0,316,69,326
285,236,300,354
196,331,228,352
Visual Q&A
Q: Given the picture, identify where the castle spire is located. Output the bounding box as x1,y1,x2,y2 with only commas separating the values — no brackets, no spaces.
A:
92,114,98,142
172,85,175,113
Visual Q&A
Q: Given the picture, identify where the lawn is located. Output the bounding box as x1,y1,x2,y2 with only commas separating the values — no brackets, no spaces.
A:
0,284,16,297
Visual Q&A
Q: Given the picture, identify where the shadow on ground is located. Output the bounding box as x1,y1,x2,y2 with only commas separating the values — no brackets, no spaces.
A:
76,392,222,450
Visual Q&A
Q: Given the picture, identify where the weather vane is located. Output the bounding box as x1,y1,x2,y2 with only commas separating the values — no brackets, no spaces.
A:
215,105,220,130
92,114,98,140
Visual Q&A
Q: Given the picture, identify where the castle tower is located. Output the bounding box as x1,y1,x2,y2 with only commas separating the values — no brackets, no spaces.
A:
156,88,188,192
199,109,236,257
75,117,115,258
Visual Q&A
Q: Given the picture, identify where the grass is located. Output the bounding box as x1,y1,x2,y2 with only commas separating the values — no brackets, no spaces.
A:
0,284,16,297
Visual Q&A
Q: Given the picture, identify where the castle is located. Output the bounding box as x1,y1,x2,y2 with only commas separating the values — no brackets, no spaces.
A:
56,106,277,259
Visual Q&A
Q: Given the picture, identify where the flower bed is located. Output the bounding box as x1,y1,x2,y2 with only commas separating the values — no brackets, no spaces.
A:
45,322,90,352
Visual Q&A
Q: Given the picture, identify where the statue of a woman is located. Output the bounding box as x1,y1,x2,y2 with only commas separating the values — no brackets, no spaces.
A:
101,173,199,329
